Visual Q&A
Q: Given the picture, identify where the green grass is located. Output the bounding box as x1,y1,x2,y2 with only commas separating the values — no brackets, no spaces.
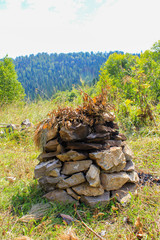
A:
0,102,160,239
129,137,160,176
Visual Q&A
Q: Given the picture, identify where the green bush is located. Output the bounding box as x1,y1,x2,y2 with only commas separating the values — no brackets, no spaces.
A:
0,56,25,105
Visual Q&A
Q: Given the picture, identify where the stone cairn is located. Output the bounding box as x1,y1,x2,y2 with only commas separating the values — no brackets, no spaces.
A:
34,92,139,207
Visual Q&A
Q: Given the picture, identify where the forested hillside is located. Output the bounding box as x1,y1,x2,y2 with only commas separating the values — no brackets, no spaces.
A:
14,51,124,100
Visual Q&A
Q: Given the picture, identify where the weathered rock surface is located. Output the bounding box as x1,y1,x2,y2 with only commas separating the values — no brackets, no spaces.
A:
81,191,110,207
110,147,126,164
86,132,110,142
56,144,65,154
39,175,66,185
46,124,58,142
94,124,116,133
38,152,59,161
38,178,56,191
21,119,32,127
114,133,127,141
42,185,55,192
66,142,103,150
57,150,87,161
44,139,59,152
46,168,61,177
56,172,86,189
45,160,62,172
89,147,126,172
61,160,92,175
66,188,80,200
127,171,139,183
123,144,134,161
104,140,122,148
72,182,104,196
59,123,89,141
86,164,100,187
101,172,130,191
104,162,126,173
34,160,62,179
44,190,76,203
123,160,135,172
112,183,137,205
34,161,49,179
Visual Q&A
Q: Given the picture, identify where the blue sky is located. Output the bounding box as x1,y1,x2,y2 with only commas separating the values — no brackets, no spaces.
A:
0,0,159,58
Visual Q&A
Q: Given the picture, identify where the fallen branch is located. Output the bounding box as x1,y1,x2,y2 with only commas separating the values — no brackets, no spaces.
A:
74,207,105,240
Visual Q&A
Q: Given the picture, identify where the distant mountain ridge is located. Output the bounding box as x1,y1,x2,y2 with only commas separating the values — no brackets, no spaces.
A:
14,51,125,100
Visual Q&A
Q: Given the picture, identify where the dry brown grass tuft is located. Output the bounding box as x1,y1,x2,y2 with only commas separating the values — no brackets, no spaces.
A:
58,227,79,240
19,203,51,222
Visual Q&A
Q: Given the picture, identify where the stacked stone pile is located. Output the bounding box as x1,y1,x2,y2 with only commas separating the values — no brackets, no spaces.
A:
34,93,139,206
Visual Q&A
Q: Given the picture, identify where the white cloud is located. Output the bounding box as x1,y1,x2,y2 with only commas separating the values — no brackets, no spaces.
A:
0,0,160,58
1,0,79,27
95,0,104,3
81,0,160,53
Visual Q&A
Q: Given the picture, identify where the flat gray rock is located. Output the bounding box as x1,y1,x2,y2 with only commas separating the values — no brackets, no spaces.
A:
46,168,61,177
86,132,110,142
104,140,122,148
66,188,80,201
72,182,104,196
123,160,135,172
44,139,59,152
35,160,62,179
56,172,86,189
37,152,58,161
39,175,66,185
66,142,103,150
112,183,137,206
44,190,76,203
46,124,58,142
61,160,92,175
89,147,126,172
40,184,55,192
34,161,49,179
104,161,126,173
57,150,87,161
86,164,100,187
114,133,127,141
45,159,62,172
59,123,89,141
127,171,139,183
101,172,130,191
123,144,135,161
81,191,110,207
94,125,116,133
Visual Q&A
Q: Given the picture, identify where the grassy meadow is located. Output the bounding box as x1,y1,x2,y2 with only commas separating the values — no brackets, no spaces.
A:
0,100,160,240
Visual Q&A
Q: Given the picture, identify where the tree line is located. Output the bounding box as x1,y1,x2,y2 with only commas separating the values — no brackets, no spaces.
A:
14,51,127,100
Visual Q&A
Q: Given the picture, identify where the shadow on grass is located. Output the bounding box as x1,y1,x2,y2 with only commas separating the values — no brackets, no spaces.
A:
11,181,116,224
11,181,46,216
